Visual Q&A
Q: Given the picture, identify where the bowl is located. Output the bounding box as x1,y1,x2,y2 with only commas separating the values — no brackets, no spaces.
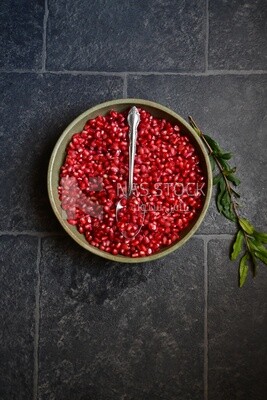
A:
48,98,212,263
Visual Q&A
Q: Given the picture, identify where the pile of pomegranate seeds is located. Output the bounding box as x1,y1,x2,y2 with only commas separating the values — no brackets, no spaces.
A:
58,108,206,257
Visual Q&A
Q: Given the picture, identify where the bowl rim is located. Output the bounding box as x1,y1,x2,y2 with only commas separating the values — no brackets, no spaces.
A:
48,98,212,263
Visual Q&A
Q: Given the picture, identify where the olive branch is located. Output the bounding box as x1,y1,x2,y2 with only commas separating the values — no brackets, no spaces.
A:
189,116,267,287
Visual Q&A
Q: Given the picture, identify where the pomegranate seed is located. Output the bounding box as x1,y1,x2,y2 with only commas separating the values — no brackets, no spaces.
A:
58,108,206,258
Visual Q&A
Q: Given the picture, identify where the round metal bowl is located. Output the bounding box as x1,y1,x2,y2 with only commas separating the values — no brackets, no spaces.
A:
48,98,212,263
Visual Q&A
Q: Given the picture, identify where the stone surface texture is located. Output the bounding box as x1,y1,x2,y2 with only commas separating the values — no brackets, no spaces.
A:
0,0,266,399
0,0,44,70
46,0,206,72
0,235,38,400
209,0,267,70
38,237,204,400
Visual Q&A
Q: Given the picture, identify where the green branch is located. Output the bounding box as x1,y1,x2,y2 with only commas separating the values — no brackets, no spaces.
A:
189,116,267,287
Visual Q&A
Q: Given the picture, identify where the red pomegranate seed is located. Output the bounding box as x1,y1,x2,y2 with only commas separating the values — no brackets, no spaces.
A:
58,108,206,258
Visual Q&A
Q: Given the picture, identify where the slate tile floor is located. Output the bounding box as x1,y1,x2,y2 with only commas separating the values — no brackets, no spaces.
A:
0,1,266,399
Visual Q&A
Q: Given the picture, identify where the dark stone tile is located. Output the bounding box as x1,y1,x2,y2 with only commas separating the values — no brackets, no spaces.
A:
47,0,206,72
38,236,204,400
209,0,267,70
0,235,38,400
0,73,123,231
208,239,267,400
0,0,44,70
128,74,267,234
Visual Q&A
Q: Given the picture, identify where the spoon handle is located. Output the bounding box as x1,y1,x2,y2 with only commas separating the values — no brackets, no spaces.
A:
127,106,140,197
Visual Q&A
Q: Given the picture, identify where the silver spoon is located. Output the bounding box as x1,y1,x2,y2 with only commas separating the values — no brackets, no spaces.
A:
116,106,144,238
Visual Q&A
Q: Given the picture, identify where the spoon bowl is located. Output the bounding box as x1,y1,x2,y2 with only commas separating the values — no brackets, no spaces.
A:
116,195,145,239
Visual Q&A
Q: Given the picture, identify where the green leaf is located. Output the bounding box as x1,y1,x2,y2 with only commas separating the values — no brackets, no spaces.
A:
248,237,267,256
220,190,236,222
220,152,232,160
227,174,241,186
254,231,267,244
224,167,237,175
204,134,222,153
247,237,267,267
254,251,267,265
221,190,231,209
209,155,215,171
213,173,222,185
222,205,237,222
231,230,244,260
216,179,226,213
220,159,231,172
215,178,236,222
250,252,258,278
239,218,254,235
239,253,249,287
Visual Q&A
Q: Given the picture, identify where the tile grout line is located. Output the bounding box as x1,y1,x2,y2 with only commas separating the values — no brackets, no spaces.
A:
45,70,124,77
41,0,49,72
203,237,209,400
33,238,41,400
205,0,209,72
125,69,267,76
123,73,128,98
0,231,65,237
195,233,233,239
0,69,267,76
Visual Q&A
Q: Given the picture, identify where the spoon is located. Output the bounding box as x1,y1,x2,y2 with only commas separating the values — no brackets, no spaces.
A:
116,106,144,238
